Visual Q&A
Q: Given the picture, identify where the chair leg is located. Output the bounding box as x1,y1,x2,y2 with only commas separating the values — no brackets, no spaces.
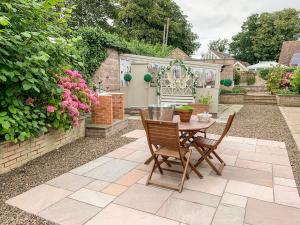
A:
179,151,191,192
144,156,154,165
154,155,163,174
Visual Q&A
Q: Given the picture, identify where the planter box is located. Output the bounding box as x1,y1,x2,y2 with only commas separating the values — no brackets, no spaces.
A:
0,117,85,175
219,94,244,104
276,95,300,107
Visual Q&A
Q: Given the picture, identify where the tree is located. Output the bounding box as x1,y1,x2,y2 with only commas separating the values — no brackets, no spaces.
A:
67,0,118,30
114,0,200,55
208,38,228,52
229,9,300,64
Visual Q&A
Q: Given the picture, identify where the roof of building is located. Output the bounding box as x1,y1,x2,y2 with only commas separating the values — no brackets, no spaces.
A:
210,50,234,59
167,48,190,60
278,41,300,66
290,53,300,66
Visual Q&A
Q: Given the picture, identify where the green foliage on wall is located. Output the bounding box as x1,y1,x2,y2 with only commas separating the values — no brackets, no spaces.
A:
267,67,284,94
75,27,173,81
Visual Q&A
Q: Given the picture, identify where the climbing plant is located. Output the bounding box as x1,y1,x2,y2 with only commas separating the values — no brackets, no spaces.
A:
156,59,197,98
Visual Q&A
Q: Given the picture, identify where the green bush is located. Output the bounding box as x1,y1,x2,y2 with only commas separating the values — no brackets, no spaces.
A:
220,80,224,85
246,76,256,85
291,67,300,94
199,95,212,105
220,86,247,94
233,70,240,85
124,73,132,82
223,79,233,87
259,69,270,80
0,0,84,142
75,27,173,81
267,67,284,94
276,89,298,95
144,73,153,82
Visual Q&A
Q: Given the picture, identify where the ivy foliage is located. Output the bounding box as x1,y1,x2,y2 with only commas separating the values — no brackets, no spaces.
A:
0,0,82,142
75,27,173,81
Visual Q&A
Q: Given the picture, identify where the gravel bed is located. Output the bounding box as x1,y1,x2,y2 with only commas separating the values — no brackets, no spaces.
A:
1,105,299,224
0,120,140,225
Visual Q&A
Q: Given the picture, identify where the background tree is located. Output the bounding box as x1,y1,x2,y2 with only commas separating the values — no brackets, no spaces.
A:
114,0,200,55
67,0,118,30
208,38,228,52
229,9,300,64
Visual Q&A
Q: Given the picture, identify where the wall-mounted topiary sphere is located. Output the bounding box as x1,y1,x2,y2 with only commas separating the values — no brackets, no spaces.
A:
223,79,233,87
144,73,153,82
124,72,132,82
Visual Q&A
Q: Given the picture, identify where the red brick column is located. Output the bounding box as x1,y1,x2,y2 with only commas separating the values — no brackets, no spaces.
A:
112,93,124,120
91,94,113,125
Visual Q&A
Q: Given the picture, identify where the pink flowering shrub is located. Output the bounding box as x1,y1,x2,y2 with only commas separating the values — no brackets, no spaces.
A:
57,70,99,127
281,72,294,88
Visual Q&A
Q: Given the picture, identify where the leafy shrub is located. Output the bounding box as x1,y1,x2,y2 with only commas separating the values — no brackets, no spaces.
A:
199,95,212,105
291,67,300,94
220,80,224,85
75,27,173,81
233,70,240,85
267,67,284,94
246,76,256,85
223,79,233,87
281,72,293,88
0,0,95,142
220,86,247,94
259,69,270,80
275,89,298,95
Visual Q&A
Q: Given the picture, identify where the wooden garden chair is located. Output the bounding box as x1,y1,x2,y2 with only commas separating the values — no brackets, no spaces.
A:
192,113,236,175
145,120,203,193
140,109,171,166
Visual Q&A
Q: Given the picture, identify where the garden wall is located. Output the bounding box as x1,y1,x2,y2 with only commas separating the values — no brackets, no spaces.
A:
219,94,244,104
0,118,85,175
276,95,300,107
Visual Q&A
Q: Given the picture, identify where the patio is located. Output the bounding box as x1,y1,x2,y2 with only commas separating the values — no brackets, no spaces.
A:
6,130,300,225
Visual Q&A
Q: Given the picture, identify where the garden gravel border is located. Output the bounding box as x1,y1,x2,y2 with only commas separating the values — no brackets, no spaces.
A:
0,105,299,225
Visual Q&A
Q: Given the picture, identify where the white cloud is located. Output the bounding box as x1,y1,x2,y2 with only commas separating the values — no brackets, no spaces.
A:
174,0,300,57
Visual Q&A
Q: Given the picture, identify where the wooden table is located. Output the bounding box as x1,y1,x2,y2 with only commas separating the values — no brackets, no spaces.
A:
173,115,216,144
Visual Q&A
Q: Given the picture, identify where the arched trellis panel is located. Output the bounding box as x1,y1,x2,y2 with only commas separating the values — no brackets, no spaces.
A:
156,59,197,100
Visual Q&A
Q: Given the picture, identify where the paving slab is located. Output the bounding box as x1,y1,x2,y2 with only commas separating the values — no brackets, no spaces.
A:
85,204,179,225
6,184,71,214
47,173,94,191
238,151,290,166
225,180,273,202
157,197,216,225
122,129,146,138
38,198,101,225
273,164,294,179
70,157,113,175
84,180,110,192
212,204,245,225
235,159,272,172
245,198,300,225
105,147,137,159
114,184,172,213
69,188,115,208
84,159,138,182
101,183,128,196
115,169,147,186
274,185,300,208
221,193,247,208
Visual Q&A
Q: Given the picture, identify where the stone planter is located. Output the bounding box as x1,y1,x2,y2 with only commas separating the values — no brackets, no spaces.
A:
219,94,244,104
276,95,300,107
176,110,193,122
188,103,209,114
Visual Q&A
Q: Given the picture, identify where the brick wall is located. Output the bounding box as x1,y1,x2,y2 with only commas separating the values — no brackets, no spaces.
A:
276,95,300,107
112,93,124,120
0,117,85,175
93,48,120,92
91,94,113,124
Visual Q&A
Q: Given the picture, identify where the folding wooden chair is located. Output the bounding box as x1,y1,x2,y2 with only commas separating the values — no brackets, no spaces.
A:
192,113,236,175
145,120,203,193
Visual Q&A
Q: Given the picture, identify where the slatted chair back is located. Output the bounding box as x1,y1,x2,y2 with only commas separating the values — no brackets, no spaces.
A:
216,113,236,146
140,109,149,129
145,120,181,150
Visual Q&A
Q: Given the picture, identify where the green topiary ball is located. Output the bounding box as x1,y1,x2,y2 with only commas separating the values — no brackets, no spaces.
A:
144,73,153,82
124,72,132,82
223,79,233,87
220,80,224,85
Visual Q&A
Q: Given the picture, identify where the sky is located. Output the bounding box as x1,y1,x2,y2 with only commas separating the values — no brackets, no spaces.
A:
174,0,300,58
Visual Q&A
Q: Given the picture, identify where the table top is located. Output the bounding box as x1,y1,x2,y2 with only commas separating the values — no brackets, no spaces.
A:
173,115,216,132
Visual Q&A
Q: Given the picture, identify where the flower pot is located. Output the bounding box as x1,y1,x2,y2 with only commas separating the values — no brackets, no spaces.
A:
176,109,193,122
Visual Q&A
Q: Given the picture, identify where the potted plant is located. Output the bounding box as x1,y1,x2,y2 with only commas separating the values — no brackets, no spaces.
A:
176,105,194,122
198,95,212,112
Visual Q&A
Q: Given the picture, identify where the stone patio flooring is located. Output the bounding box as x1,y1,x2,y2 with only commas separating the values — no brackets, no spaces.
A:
6,130,300,225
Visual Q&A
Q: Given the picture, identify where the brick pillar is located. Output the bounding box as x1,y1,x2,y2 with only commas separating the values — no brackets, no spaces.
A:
91,94,113,125
112,93,125,120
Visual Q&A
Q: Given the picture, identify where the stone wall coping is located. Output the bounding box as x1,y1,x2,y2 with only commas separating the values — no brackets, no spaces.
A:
86,118,128,129
277,94,300,97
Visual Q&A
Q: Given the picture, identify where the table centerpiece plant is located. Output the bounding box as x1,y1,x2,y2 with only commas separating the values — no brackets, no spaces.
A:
176,105,194,122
